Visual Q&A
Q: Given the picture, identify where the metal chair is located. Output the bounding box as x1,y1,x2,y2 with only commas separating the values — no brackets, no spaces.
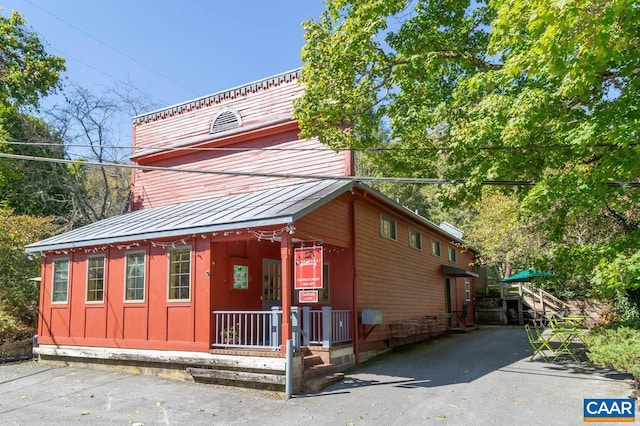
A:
524,324,552,362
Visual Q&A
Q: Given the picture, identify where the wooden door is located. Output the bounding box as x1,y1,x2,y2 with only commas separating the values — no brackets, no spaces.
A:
262,259,282,311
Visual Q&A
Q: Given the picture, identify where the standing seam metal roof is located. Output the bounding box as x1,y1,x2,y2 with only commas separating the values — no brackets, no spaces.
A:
25,179,353,253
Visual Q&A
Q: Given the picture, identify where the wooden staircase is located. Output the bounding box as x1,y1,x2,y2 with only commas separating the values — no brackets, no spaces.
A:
519,283,571,318
301,346,344,392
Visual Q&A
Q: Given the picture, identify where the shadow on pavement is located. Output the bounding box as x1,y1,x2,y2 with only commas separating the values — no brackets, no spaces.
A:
305,326,633,397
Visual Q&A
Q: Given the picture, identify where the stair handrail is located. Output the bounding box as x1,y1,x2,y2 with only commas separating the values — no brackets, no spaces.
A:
521,283,569,315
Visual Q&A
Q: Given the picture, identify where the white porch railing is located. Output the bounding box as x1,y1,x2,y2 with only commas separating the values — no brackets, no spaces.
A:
213,308,282,350
212,307,352,350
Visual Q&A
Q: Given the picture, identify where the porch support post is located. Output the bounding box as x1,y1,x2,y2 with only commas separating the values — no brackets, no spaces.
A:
302,307,310,346
322,306,332,348
291,306,301,351
280,230,293,353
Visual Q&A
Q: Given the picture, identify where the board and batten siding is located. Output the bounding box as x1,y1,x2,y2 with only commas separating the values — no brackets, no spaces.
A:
353,197,475,345
37,238,212,352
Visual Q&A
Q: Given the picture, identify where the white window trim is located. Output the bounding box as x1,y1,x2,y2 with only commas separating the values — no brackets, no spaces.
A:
124,250,146,303
465,279,471,302
85,255,106,304
51,257,70,304
167,246,192,302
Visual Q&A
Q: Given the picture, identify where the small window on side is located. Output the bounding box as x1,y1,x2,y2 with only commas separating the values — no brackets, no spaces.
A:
431,240,441,257
409,229,422,250
448,246,457,263
380,215,397,240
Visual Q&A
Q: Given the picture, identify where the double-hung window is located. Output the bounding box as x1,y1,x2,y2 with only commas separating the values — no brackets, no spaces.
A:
168,248,191,301
431,240,441,257
125,252,146,302
380,215,397,240
52,259,70,303
409,229,422,250
86,256,105,302
448,246,457,263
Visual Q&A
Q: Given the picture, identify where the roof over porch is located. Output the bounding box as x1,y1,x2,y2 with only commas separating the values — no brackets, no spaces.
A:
26,179,354,253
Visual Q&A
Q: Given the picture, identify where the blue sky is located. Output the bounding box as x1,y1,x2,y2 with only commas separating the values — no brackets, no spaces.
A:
2,0,326,116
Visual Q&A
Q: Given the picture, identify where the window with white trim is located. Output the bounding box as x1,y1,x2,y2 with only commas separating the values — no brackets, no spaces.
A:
52,258,69,303
465,279,471,302
380,215,397,240
125,252,145,302
86,256,105,302
168,248,191,301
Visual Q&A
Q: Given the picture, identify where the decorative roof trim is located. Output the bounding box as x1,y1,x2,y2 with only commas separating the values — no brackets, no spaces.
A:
133,68,302,125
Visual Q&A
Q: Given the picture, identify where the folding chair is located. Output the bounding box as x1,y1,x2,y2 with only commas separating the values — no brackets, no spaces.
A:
524,324,552,362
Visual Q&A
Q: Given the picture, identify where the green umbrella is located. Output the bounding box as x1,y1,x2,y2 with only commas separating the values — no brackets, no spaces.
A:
500,269,554,283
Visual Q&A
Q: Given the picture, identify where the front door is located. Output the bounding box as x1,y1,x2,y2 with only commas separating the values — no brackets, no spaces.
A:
262,258,282,311
445,278,453,328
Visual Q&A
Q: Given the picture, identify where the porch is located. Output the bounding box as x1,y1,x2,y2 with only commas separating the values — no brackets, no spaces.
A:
211,307,352,351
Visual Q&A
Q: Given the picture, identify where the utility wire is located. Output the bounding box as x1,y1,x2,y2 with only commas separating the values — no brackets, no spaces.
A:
1,151,638,187
1,139,630,153
25,0,199,96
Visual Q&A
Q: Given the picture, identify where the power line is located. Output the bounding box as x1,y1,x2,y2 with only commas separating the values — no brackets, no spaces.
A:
1,151,638,187
24,0,199,96
1,139,631,153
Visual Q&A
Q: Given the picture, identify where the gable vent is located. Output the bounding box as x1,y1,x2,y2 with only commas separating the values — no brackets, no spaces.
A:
209,107,242,134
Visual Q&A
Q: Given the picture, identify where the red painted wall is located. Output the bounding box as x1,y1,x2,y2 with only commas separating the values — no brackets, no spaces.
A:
38,237,212,351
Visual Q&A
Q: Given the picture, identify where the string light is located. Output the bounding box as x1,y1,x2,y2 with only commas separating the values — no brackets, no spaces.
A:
41,225,348,255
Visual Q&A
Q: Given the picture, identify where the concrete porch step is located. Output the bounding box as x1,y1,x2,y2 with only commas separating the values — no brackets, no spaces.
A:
303,354,324,368
303,362,335,379
303,372,345,393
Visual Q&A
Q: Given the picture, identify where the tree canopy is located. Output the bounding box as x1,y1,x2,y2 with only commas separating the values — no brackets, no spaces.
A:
295,0,640,293
0,11,65,109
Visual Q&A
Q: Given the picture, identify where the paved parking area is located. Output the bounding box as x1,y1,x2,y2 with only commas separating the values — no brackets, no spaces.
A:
0,327,635,425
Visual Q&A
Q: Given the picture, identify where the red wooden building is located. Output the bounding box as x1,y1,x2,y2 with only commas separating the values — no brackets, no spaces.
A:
27,69,478,391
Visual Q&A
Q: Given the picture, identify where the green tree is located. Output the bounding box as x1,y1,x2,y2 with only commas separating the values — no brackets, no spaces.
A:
0,208,55,341
0,11,65,108
295,0,640,294
0,10,67,217
465,191,547,279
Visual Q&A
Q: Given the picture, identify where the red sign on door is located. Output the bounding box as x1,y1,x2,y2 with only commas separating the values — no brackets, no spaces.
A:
294,247,323,290
299,290,319,303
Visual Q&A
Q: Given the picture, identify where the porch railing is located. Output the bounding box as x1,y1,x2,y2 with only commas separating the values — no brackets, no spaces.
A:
212,307,352,350
213,308,282,350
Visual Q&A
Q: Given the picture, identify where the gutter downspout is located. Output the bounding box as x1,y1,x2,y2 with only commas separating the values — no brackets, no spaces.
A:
351,190,360,365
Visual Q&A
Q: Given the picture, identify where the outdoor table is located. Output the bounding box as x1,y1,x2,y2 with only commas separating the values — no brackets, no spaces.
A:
549,316,587,362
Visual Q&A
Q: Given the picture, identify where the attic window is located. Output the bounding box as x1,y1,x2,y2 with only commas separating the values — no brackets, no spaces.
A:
209,107,242,134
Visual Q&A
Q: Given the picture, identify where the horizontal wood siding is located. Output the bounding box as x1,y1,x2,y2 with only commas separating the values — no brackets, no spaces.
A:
354,198,476,344
131,131,349,208
295,193,352,248
133,80,303,152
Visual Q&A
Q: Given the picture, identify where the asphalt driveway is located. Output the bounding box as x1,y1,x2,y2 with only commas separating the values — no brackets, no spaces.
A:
0,326,635,425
